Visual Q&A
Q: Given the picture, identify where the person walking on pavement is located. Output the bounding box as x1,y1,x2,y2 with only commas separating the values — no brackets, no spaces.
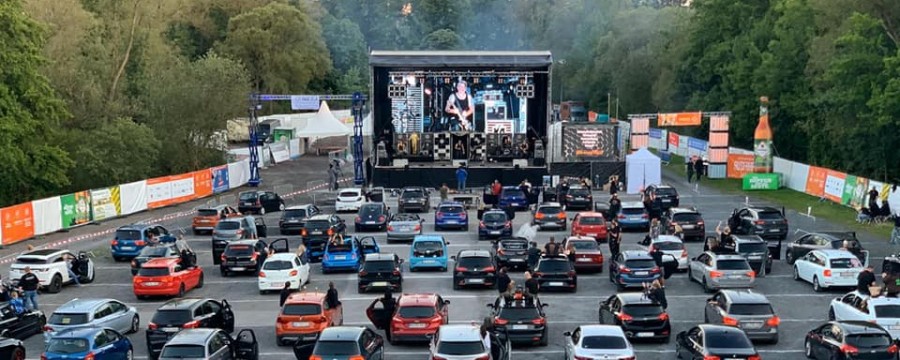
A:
609,194,622,219
527,242,541,270
609,176,619,195
858,265,878,296
496,268,511,295
18,267,39,311
440,183,450,201
279,281,293,307
456,166,468,192
524,271,539,296
608,219,622,259
326,282,341,308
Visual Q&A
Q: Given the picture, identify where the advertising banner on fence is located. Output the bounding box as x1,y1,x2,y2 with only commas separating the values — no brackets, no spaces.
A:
824,170,846,203
192,170,213,199
842,175,869,207
743,173,781,190
727,154,755,179
806,166,828,197
658,112,702,127
668,132,679,148
1,202,34,245
688,138,708,152
90,187,121,221
60,191,92,229
147,173,195,209
211,166,229,194
32,197,62,236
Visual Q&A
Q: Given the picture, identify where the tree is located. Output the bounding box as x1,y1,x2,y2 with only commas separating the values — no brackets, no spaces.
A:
321,14,368,93
0,0,73,205
216,2,331,94
421,29,462,50
62,119,160,191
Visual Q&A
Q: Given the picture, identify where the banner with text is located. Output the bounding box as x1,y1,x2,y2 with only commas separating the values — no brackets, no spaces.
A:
211,165,230,194
727,154,755,179
805,166,828,197
658,112,702,127
824,170,847,204
147,173,195,209
90,187,121,221
60,191,92,229
1,202,34,245
192,170,213,199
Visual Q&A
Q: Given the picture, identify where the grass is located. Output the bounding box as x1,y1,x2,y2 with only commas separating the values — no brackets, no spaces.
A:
661,153,893,239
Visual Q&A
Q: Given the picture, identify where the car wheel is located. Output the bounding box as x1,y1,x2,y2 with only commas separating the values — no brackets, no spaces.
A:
539,329,548,346
129,315,140,334
11,347,24,360
260,207,266,215
279,203,285,211
804,339,813,358
687,267,693,282
828,307,835,321
84,267,95,283
793,266,801,281
786,251,795,265
453,281,460,290
178,283,186,297
220,269,228,277
48,274,62,294
277,337,286,346
813,276,823,292
197,273,204,288
441,267,447,272
259,290,266,295
702,277,712,293
769,337,778,345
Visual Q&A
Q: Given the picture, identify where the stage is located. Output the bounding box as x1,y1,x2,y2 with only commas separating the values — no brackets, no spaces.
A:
372,162,548,189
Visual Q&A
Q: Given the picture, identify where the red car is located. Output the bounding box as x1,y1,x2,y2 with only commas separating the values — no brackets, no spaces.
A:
367,293,449,344
562,236,604,273
133,257,203,299
570,212,609,242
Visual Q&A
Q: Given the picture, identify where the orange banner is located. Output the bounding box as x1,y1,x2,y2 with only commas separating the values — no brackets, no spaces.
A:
806,166,828,197
727,154,755,179
709,132,729,147
824,170,847,203
192,170,213,199
709,115,730,131
147,173,196,209
658,112,702,127
1,202,35,245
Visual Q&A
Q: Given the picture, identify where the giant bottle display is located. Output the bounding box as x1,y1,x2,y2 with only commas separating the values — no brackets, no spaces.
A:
754,96,773,173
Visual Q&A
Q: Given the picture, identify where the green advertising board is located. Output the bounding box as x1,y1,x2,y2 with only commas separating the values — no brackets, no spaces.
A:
60,191,92,229
272,128,294,142
742,173,781,191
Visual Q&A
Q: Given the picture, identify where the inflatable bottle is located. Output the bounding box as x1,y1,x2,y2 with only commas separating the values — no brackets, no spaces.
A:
754,96,773,173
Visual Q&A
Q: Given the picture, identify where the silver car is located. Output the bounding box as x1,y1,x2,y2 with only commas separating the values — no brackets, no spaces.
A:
689,251,755,292
430,324,511,360
705,289,779,343
386,213,423,242
45,298,139,342
159,328,259,360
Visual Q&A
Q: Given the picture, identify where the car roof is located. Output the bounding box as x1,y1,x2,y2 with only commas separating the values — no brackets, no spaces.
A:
484,208,507,214
565,236,597,242
117,224,151,231
318,326,365,340
142,258,179,267
402,187,425,192
398,293,439,306
653,235,683,243
364,253,396,262
538,202,562,207
158,298,209,310
226,240,260,247
438,201,464,206
438,325,482,342
339,188,362,192
706,252,746,261
846,291,900,305
308,214,333,220
621,202,645,208
579,325,626,337
617,293,657,305
19,249,66,258
166,328,219,345
831,320,893,335
285,204,314,210
815,249,858,259
699,324,747,335
284,291,325,304
52,327,105,339
55,298,114,313
621,250,652,259
458,250,490,258
413,235,445,243
538,255,570,262
267,253,297,261
668,207,699,214
731,235,765,243
575,212,605,217
720,290,770,304
812,232,858,241
745,206,781,213
501,186,521,190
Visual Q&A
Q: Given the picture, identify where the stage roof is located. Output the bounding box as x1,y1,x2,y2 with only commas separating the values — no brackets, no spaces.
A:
369,50,553,69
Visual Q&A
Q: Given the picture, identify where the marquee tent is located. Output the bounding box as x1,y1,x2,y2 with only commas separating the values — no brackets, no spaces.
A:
297,101,351,138
626,148,661,194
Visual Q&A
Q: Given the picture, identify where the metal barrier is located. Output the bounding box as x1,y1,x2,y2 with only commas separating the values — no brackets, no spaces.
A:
274,185,294,198
306,180,327,205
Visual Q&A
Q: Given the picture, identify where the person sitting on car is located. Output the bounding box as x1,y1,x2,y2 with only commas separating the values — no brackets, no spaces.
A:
8,292,26,316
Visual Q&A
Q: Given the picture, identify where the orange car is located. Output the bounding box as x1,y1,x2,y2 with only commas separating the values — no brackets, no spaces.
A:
367,293,449,344
275,292,343,346
133,257,204,299
191,205,241,235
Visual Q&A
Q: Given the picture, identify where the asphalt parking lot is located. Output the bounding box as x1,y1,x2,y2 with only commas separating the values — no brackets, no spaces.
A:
8,166,893,360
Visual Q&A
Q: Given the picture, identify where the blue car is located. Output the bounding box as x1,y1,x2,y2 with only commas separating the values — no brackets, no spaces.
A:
434,202,469,231
617,202,650,231
477,209,513,240
608,251,661,290
409,235,449,272
498,186,528,211
321,236,380,273
43,327,133,360
111,224,176,261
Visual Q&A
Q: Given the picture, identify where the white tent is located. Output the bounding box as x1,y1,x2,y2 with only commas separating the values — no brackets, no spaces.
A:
297,101,351,138
626,148,662,194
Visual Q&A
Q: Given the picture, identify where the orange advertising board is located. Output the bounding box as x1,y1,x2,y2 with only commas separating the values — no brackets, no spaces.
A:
658,112,702,127
823,170,847,203
727,154,755,179
1,202,35,245
147,173,196,209
806,166,828,197
192,170,213,199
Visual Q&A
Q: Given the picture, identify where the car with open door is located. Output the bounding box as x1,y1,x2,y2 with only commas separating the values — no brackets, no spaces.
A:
599,293,670,342
491,238,530,271
112,224,177,261
829,291,900,340
301,214,347,261
0,337,25,360
498,186,529,211
386,213,423,242
564,325,636,360
451,250,496,290
357,253,403,293
728,206,788,258
211,216,263,265
704,290,779,344
805,321,898,360
145,298,235,359
640,235,688,271
487,291,548,346
719,235,773,275
132,240,192,276
429,324,511,360
786,231,867,266
237,190,284,215
276,291,343,346
192,205,242,235
220,239,271,276
292,326,383,360
661,207,705,241
158,328,258,360
279,204,320,235
322,236,380,273
675,324,760,360
133,257,203,299
366,293,449,345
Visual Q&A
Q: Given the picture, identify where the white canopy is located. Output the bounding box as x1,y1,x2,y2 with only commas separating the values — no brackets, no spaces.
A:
626,148,662,194
296,101,351,138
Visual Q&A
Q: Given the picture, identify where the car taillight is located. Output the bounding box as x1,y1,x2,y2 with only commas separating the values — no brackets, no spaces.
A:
618,214,625,219
574,356,593,360
746,271,756,278
888,344,899,354
709,270,723,278
259,271,266,277
618,265,631,274
41,355,47,360
617,313,633,322
681,250,688,258
823,269,832,277
531,318,546,325
135,240,146,246
641,214,649,219
650,267,661,274
356,216,362,223
483,266,495,273
236,229,244,236
840,344,859,354
432,356,447,360
131,260,137,267
658,312,669,321
456,266,468,272
722,316,739,326
479,222,486,228
766,316,780,327
535,213,545,219
436,212,444,219
84,352,96,360
183,320,200,329
697,221,704,226
566,194,573,199
220,254,227,262
533,272,544,277
557,213,566,219
567,270,576,277
111,239,118,246
755,220,765,225
504,221,511,228
498,249,506,255
250,252,258,261
359,270,368,276
703,356,721,360
414,224,421,231
348,356,364,360
327,229,334,236
310,356,323,360
393,268,401,276
747,356,761,360
473,356,489,360
43,325,53,332
494,317,508,325
148,322,158,330
387,225,394,231
289,270,298,277
301,229,308,236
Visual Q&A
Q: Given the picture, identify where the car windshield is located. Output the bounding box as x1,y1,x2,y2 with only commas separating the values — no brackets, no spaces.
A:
539,206,562,215
328,243,352,253
623,304,664,317
830,239,860,249
360,206,383,216
440,206,464,214
116,229,142,240
401,191,424,199
339,191,359,197
414,241,443,252
831,258,862,269
729,304,773,316
313,341,359,356
579,216,604,225
161,345,206,358
717,260,751,270
283,304,321,316
501,241,527,250
283,209,307,218
305,220,330,230
672,213,702,222
224,245,253,256
537,260,571,272
49,312,89,325
569,188,591,196
498,307,541,321
738,243,768,254
625,259,656,269
705,331,754,349
363,260,395,272
483,213,507,222
263,260,293,271
196,209,218,217
582,335,628,349
570,240,597,251
46,338,89,354
140,246,173,257
438,341,484,355
138,267,170,277
458,257,492,268
654,241,683,251
502,190,525,197
398,306,435,318
655,188,678,196
391,214,420,222
757,211,783,220
239,192,258,201
215,221,240,230
151,310,192,325
622,207,645,215
846,334,893,348
875,305,900,318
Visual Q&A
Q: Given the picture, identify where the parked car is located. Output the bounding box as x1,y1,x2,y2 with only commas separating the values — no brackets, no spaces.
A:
599,293,670,342
279,205,321,235
688,251,755,292
563,185,593,210
133,257,203,299
131,240,192,276
292,327,383,360
45,298,139,342
793,249,863,292
145,298,235,359
720,235,773,275
258,253,311,294
478,209,513,240
705,290,779,344
43,328,132,360
532,202,566,230
398,187,430,213
661,207,705,241
498,186,528,211
675,324,760,360
409,235,450,272
191,205,241,235
728,206,788,241
570,212,608,242
640,235,688,271
220,238,286,276
335,188,365,212
112,224,177,261
211,216,262,265
301,214,347,261
322,236,380,273
564,325,636,360
355,203,391,232
366,293,449,344
238,190,284,215
829,291,900,340
451,250,496,290
386,213,423,243
561,236,604,273
644,184,680,210
533,255,577,292
617,202,650,231
430,324,511,360
276,292,343,346
805,321,898,360
434,201,469,231
609,251,662,291
157,328,258,360
0,302,44,340
357,253,403,293
487,293,548,346
10,249,95,293
786,231,867,266
0,338,24,360
492,238,530,270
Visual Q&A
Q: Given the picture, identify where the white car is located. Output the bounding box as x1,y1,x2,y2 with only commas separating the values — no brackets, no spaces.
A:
258,253,310,294
642,235,688,270
563,325,635,360
829,291,900,339
793,249,862,292
10,249,95,293
335,188,365,212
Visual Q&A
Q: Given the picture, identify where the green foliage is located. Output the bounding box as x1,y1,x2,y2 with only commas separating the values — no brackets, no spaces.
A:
63,119,160,191
421,29,462,50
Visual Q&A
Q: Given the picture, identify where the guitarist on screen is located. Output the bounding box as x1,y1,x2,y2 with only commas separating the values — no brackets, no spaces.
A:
445,80,473,132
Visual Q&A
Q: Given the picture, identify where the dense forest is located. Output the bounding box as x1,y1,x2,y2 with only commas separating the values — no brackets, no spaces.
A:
1,0,898,206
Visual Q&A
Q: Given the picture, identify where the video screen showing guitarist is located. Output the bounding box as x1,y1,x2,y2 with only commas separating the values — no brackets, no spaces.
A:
444,80,473,132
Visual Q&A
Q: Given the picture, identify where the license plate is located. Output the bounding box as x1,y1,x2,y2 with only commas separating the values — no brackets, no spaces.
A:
366,221,376,224
576,197,584,200
372,282,389,287
144,282,160,286
549,282,564,286
446,220,458,224
769,229,780,232
512,325,529,330
162,327,180,332
586,233,597,237
682,225,695,229
335,255,347,260
509,259,524,262
511,203,519,206
311,231,322,235
490,231,501,235
468,278,485,284
577,258,593,262
292,322,311,328
748,256,762,260
289,219,299,223
636,332,655,337
244,202,253,206
840,272,854,277
231,267,245,271
121,246,135,251
728,275,743,279
662,199,671,203
423,260,436,264
409,323,426,328
742,322,763,330
635,271,649,276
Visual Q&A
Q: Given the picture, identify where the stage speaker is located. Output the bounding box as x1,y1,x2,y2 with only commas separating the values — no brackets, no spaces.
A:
376,142,388,166
515,84,535,98
388,84,406,99
392,159,409,167
513,159,528,168
532,141,545,167
421,133,434,157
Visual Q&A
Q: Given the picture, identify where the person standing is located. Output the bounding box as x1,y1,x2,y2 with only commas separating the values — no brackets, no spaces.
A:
496,268,511,295
18,267,39,311
524,271,539,296
365,158,373,187
326,281,341,308
279,281,293,307
694,157,704,183
456,166,468,192
858,265,877,296
686,157,695,183
328,164,337,191
439,183,450,202
377,289,396,341
609,176,619,195
609,194,622,219
647,219,661,243
566,243,576,263
491,180,502,197
892,214,900,250
869,187,880,211
527,242,541,270
608,219,622,259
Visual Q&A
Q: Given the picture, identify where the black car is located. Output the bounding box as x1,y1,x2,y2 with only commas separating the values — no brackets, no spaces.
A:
0,302,44,340
492,238,530,270
451,250,497,290
805,321,896,360
478,209,513,240
720,235,773,274
786,231,866,265
355,203,391,232
728,206,788,241
302,214,347,261
398,187,430,213
533,255,577,292
0,337,24,360
131,240,192,276
279,205,321,235
220,238,288,276
645,185,680,210
532,203,566,230
358,253,403,293
675,324,759,360
661,207,705,241
146,298,236,359
599,293,670,342
238,190,285,215
294,326,384,360
564,186,593,210
487,293,549,346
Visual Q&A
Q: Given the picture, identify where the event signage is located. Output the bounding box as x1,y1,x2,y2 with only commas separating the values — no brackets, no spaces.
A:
290,95,319,110
743,173,780,191
688,138,708,151
212,166,230,194
60,191,91,229
657,112,702,126
727,154,755,179
91,187,121,221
